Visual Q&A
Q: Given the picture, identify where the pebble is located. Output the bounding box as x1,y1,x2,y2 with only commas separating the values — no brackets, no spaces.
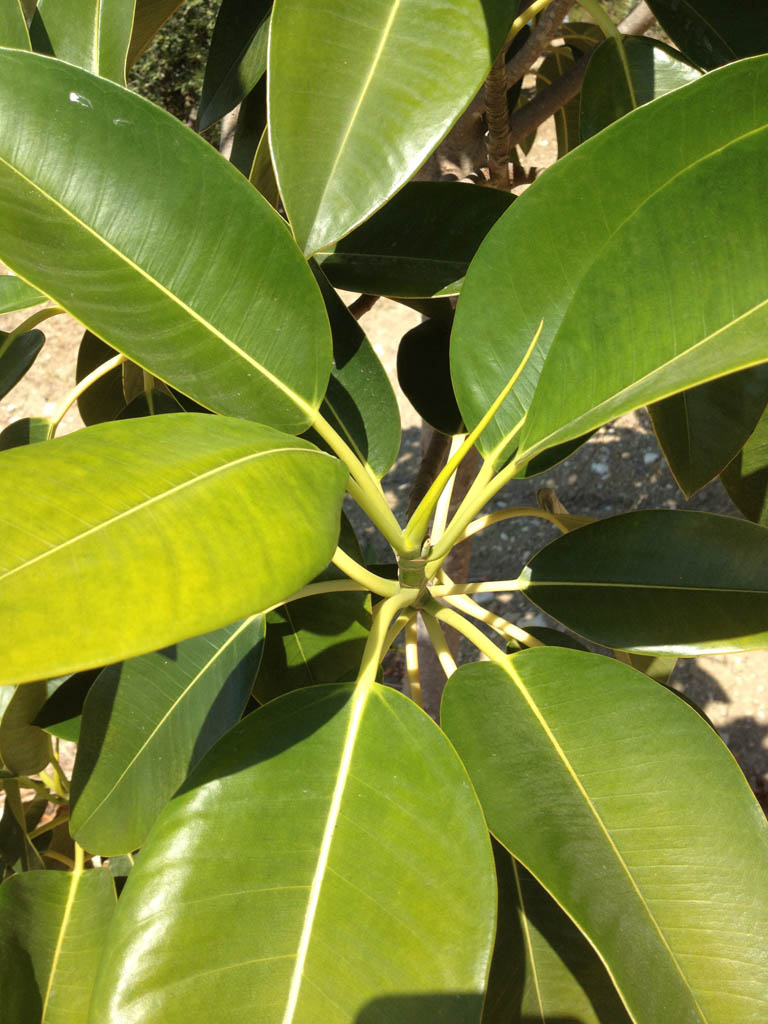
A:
643,452,659,465
591,461,610,478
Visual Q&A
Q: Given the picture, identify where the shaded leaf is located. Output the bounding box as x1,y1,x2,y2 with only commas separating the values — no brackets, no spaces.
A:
0,50,331,434
269,0,520,254
0,414,346,685
198,0,270,130
70,616,265,855
90,683,496,1022
0,779,45,873
721,401,768,526
229,78,267,177
645,0,768,69
0,329,44,401
536,45,580,157
33,670,100,743
75,332,124,426
126,0,184,66
397,318,463,435
0,416,50,451
0,866,116,1023
442,649,768,1024
314,182,514,298
521,510,768,655
0,683,53,775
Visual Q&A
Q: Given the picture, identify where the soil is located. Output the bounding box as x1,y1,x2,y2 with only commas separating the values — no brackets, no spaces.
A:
1,115,766,798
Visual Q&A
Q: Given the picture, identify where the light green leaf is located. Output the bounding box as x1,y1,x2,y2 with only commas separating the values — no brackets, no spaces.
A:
198,0,270,130
721,401,768,526
70,616,265,855
90,683,495,1023
0,49,331,434
0,415,347,685
0,866,116,1024
0,275,41,314
451,56,768,466
269,0,520,255
0,0,29,50
34,0,134,83
521,509,768,655
442,649,768,1024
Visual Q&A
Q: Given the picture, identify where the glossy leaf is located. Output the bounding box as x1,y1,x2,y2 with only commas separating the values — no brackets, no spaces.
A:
0,415,50,451
536,46,580,157
310,270,401,478
580,36,700,141
0,866,116,1023
646,0,768,69
397,318,463,435
0,414,346,685
314,182,514,298
442,649,768,1024
521,510,768,654
269,0,519,254
126,0,183,66
483,844,630,1024
0,273,41,313
0,50,331,434
650,364,768,497
71,616,265,855
451,56,768,466
0,0,29,49
34,0,134,83
90,683,496,1023
198,0,270,130
0,682,53,774
721,400,768,526
0,329,44,400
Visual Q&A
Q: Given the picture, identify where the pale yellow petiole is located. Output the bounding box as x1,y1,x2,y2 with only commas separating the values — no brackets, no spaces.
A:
505,0,559,47
433,605,511,670
381,611,415,661
430,578,525,596
421,611,458,677
442,592,542,649
331,546,400,597
345,476,408,555
47,351,126,439
405,615,421,708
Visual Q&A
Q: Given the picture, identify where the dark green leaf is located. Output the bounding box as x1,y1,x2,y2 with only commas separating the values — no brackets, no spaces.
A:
646,0,768,69
0,866,116,1022
0,416,50,451
269,0,520,254
442,649,768,1024
75,332,124,426
0,683,53,775
522,510,768,654
0,329,44,401
314,182,514,298
580,36,700,142
0,415,347,685
0,274,41,313
650,364,768,497
198,0,270,130
33,670,100,742
0,779,46,873
397,318,463,435
115,388,184,418
506,626,588,653
229,78,267,177
90,683,496,1022
70,616,265,855
721,401,768,525
0,51,332,434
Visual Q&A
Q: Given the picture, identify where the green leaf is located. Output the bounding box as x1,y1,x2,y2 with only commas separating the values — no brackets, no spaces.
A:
90,683,496,1023
483,843,630,1024
521,510,768,655
33,670,100,742
0,274,41,313
0,50,332,435
0,329,44,400
0,866,116,1023
70,616,265,855
721,401,768,525
255,516,369,702
535,46,580,157
198,0,270,131
0,682,55,775
397,318,463,435
314,182,514,298
650,364,768,497
269,0,520,255
34,0,134,83
646,0,768,69
310,270,401,478
249,127,280,206
0,415,50,451
450,56,768,466
75,332,124,426
442,649,768,1024
126,0,183,66
0,778,46,874
229,79,267,177
0,0,29,49
580,35,700,142
0,414,347,685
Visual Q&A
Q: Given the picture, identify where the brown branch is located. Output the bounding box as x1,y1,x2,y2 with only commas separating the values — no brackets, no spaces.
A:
347,293,379,320
619,1,657,35
508,49,592,148
505,0,579,87
485,49,512,189
407,427,451,519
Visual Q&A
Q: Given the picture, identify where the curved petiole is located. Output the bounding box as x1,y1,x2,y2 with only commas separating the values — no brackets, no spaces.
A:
331,547,400,597
47,351,126,439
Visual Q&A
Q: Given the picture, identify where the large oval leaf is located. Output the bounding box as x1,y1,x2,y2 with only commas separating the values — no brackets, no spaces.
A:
70,616,265,855
90,683,496,1022
646,0,768,69
0,414,346,684
34,0,135,83
269,0,519,255
0,866,116,1024
520,509,768,655
442,649,768,1024
0,49,331,434
451,56,768,465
